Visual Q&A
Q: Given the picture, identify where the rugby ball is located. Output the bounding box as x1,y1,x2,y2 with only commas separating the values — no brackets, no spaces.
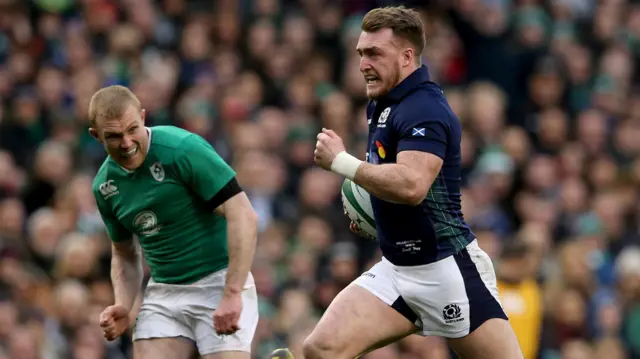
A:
341,179,377,240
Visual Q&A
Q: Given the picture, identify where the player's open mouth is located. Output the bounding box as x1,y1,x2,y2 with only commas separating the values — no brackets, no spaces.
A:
122,146,138,158
365,75,380,85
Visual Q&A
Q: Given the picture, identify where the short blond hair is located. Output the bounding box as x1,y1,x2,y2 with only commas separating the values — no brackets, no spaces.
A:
88,85,141,128
361,6,426,59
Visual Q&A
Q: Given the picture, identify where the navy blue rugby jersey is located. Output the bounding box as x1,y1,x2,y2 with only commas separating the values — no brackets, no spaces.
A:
365,65,475,266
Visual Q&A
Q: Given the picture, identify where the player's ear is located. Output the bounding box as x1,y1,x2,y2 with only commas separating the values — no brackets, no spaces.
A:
140,109,146,124
89,128,102,143
402,47,414,67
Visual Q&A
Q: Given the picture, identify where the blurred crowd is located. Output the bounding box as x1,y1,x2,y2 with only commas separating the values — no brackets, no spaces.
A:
0,0,639,358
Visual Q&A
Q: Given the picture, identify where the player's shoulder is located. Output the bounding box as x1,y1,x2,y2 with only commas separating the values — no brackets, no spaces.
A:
395,83,457,126
149,126,195,147
401,82,447,112
149,126,202,157
149,126,214,162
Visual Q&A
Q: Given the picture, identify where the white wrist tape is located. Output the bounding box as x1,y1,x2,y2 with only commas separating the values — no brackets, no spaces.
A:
331,151,362,180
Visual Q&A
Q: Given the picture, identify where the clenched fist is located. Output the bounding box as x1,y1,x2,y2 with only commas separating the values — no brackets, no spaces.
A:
314,128,346,170
99,305,130,341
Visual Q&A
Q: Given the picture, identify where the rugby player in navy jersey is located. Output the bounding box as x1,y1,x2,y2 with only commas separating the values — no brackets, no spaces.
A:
308,6,523,359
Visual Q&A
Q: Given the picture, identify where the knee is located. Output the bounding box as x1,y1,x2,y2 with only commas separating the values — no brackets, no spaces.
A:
302,334,337,359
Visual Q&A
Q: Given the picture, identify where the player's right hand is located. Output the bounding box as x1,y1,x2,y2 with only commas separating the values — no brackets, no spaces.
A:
349,221,375,240
345,207,374,240
99,305,130,341
349,221,362,234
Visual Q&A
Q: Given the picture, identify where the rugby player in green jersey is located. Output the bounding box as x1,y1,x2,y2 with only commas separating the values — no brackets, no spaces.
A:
89,85,259,359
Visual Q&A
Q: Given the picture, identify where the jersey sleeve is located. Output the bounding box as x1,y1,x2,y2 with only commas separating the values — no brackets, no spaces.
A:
394,111,449,160
93,188,131,243
174,134,237,203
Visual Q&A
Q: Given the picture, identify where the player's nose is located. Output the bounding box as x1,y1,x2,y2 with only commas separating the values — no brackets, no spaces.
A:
121,135,134,149
359,57,373,72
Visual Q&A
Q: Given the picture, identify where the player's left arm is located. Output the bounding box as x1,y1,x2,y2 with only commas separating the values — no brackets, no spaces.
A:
212,190,258,295
176,135,258,295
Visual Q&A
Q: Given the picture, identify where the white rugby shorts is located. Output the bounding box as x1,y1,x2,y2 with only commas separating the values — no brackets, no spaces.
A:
133,269,258,355
353,240,507,338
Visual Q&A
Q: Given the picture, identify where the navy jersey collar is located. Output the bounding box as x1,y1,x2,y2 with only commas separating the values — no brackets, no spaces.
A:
384,65,431,102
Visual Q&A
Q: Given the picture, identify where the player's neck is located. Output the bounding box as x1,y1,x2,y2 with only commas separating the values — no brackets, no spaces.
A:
394,64,420,88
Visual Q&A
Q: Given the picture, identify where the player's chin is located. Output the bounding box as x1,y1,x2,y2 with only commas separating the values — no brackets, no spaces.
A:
118,155,143,170
365,85,385,100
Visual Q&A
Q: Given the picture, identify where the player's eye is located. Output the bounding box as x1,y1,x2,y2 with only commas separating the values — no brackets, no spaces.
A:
105,133,122,140
128,126,138,133
360,49,379,60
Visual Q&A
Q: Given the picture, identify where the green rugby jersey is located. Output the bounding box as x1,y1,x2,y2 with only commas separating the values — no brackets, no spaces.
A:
92,126,235,284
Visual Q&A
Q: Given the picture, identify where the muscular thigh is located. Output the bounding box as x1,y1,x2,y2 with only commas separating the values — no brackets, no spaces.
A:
447,318,523,359
395,241,509,339
444,243,523,359
134,337,196,359
307,283,418,358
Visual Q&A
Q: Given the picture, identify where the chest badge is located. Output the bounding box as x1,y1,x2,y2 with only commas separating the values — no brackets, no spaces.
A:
133,211,161,236
377,107,391,128
150,162,165,182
